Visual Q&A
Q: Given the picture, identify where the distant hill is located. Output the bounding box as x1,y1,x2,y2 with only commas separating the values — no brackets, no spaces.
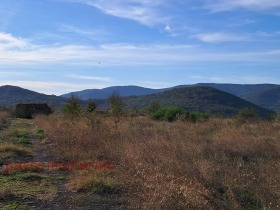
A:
61,83,280,112
196,83,278,96
123,86,275,117
240,87,280,111
195,84,280,111
0,85,66,109
61,86,162,100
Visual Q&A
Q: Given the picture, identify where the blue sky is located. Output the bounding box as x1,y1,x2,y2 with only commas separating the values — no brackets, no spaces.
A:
0,0,280,95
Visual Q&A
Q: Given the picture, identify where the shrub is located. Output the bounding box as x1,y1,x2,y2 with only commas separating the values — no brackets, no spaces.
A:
86,100,97,113
275,112,280,122
150,107,183,122
109,93,124,122
178,111,210,122
236,107,258,123
62,95,82,119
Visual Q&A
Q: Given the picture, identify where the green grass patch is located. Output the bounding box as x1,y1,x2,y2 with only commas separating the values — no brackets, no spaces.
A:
0,144,33,156
0,172,57,201
0,201,31,210
10,129,31,145
86,175,120,195
13,173,43,181
53,175,67,181
36,129,46,139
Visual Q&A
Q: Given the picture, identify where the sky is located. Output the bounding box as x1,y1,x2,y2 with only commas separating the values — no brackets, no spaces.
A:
0,0,280,95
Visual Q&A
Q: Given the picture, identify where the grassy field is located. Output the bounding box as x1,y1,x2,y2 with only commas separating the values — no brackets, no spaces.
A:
33,113,280,209
0,112,67,210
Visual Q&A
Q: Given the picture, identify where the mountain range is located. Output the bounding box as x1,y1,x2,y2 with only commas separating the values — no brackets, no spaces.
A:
0,83,279,117
123,86,275,117
61,83,280,112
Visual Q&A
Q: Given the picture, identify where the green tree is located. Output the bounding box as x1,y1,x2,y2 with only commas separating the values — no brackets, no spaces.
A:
109,92,124,123
62,95,82,119
86,100,97,113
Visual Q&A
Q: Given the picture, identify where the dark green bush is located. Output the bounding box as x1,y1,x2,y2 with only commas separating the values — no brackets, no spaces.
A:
86,100,97,113
177,111,210,122
150,107,183,122
62,95,82,119
236,107,258,123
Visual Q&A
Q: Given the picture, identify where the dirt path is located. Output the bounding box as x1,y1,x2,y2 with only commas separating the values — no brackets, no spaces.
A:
1,118,125,210
0,119,78,210
28,120,78,210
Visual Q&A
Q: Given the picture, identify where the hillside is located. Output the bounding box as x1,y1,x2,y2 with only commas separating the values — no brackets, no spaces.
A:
240,87,280,111
196,83,278,96
0,85,66,109
61,86,162,100
195,84,280,111
124,86,275,117
61,83,280,111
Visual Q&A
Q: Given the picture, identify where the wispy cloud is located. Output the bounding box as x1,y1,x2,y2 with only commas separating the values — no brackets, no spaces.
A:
230,19,256,27
59,24,108,41
1,33,280,67
205,0,280,12
193,32,248,43
65,0,170,26
188,75,280,84
0,32,28,50
66,74,112,81
0,71,30,77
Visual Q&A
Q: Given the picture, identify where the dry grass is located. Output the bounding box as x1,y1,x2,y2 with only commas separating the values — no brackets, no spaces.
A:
0,111,11,130
0,144,34,156
34,114,280,209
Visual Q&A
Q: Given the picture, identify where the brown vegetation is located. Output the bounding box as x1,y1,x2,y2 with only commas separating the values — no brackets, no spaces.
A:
34,114,280,209
0,111,11,130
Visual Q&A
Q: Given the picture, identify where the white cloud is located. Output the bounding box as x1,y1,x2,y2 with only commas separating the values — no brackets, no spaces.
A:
66,74,112,82
66,0,169,26
206,0,280,12
0,32,28,50
194,33,248,43
164,25,171,32
137,81,173,89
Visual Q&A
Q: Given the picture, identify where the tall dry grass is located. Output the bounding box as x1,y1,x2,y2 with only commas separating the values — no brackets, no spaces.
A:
35,114,280,209
0,111,11,130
